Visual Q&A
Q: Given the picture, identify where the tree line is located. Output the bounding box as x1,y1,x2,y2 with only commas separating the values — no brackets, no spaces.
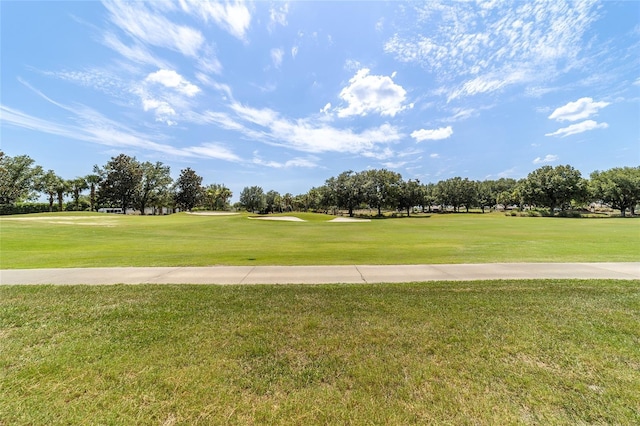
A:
245,166,639,217
1,151,639,216
0,152,231,214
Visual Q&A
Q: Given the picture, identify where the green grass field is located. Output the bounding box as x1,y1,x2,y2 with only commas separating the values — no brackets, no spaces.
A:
2,212,638,424
1,211,638,268
1,280,639,425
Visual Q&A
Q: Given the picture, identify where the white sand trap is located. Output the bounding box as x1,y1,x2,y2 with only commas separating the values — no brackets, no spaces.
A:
328,217,371,222
248,216,306,222
187,212,239,216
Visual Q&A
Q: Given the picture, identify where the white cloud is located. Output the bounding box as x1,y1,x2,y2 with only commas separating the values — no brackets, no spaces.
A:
411,126,453,142
271,48,284,68
253,155,319,169
103,1,205,58
381,161,407,169
320,102,331,114
548,97,610,122
344,59,362,71
533,154,558,164
430,153,440,158
183,143,242,162
205,103,403,156
545,120,609,137
337,68,409,118
385,1,599,99
145,69,200,97
142,98,177,125
102,33,169,69
179,0,251,41
0,103,245,162
291,45,299,58
269,2,289,30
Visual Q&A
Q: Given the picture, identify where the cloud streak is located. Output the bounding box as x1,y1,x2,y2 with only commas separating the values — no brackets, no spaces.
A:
548,97,610,122
545,120,608,137
411,126,453,142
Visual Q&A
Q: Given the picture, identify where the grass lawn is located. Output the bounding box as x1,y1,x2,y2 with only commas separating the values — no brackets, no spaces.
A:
1,280,639,424
0,211,638,268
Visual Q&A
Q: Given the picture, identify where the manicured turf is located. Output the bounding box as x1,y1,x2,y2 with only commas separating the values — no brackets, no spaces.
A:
0,211,638,268
1,280,638,425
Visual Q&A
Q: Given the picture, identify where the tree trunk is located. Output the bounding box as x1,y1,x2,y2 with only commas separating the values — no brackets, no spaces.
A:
90,184,96,211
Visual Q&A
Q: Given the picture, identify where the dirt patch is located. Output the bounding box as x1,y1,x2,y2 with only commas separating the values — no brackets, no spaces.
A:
248,216,306,222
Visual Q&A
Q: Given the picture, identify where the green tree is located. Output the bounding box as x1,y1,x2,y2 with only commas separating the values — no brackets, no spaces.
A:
362,169,402,216
38,170,62,212
173,168,203,212
436,177,475,212
96,154,143,214
0,152,43,206
590,166,640,217
520,165,585,214
239,186,265,212
282,193,293,212
420,183,437,212
265,190,282,214
85,173,101,211
202,184,232,211
69,177,88,211
55,179,71,212
331,171,365,217
136,161,172,214
397,179,422,216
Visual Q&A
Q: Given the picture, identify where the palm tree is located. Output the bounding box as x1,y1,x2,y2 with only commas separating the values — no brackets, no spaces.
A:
38,170,62,212
55,179,71,212
70,177,88,210
85,173,101,211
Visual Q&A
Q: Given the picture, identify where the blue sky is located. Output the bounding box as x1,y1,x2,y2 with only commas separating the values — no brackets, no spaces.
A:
1,1,639,200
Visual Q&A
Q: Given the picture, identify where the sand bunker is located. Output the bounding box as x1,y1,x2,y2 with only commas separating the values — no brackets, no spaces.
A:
328,217,371,222
187,212,239,216
248,216,306,222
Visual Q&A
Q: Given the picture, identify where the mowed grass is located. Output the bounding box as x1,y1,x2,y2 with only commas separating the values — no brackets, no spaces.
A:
1,280,639,424
0,211,638,268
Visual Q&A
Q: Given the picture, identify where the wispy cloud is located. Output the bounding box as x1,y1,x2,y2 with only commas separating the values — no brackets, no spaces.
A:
269,2,289,31
411,126,453,142
253,154,319,169
384,0,599,100
271,48,284,68
548,97,610,122
102,32,170,69
545,120,609,137
533,154,558,164
1,82,243,163
336,68,411,117
145,69,201,97
204,102,403,157
103,0,205,58
178,0,251,41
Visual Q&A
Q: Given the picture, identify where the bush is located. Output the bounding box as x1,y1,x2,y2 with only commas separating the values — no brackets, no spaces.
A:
0,203,58,215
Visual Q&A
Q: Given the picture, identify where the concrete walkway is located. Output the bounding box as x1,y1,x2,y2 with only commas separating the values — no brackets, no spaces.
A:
1,263,638,285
